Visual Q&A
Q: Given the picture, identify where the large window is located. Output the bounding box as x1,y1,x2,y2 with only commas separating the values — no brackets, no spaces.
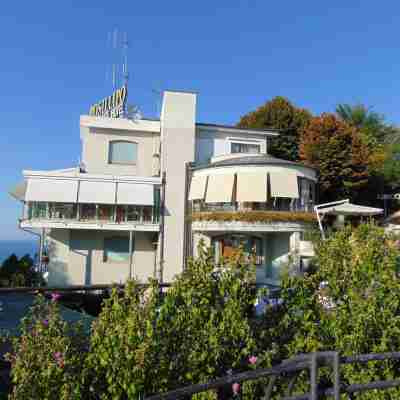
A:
231,141,261,154
103,237,130,263
108,141,137,165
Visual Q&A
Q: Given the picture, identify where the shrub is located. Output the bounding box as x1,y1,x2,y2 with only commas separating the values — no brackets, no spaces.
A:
86,246,259,399
277,223,400,398
191,211,317,224
5,295,88,400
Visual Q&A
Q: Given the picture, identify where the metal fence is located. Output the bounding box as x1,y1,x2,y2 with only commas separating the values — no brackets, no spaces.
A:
146,351,400,400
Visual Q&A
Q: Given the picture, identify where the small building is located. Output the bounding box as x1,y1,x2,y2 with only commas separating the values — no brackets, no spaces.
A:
10,90,317,287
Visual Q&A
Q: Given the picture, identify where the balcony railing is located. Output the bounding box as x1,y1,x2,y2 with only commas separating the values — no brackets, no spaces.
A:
24,202,160,225
192,198,314,213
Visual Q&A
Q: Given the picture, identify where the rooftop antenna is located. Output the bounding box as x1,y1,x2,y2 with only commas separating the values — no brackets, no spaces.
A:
122,32,129,88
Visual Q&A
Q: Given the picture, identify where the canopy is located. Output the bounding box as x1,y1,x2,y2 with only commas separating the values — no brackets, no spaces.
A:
205,174,235,203
236,171,267,202
78,181,116,204
116,183,154,205
269,171,299,198
26,179,78,203
9,181,27,201
318,202,383,216
188,175,208,201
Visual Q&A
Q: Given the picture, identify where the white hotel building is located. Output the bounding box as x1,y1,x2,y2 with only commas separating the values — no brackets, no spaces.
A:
10,90,317,287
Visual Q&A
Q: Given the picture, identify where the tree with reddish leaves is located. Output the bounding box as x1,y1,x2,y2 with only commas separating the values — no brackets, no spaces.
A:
299,113,371,203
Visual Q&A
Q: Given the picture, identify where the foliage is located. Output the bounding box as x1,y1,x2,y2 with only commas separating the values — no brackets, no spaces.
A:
278,223,400,398
86,248,258,398
382,143,400,190
237,96,312,161
5,295,87,400
336,103,398,146
0,254,43,287
299,113,371,202
191,211,316,224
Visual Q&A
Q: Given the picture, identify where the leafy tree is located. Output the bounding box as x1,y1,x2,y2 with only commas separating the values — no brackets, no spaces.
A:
85,247,258,399
336,103,398,146
6,295,87,399
0,254,41,287
237,96,312,161
299,113,371,202
277,223,400,398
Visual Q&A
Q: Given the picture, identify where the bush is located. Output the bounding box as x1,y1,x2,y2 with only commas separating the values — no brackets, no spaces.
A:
86,246,259,398
277,223,400,398
5,295,87,399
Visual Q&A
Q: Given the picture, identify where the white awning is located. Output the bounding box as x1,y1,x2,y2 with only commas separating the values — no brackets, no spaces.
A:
189,175,208,200
269,171,299,198
26,179,78,203
318,203,383,216
78,181,116,204
117,183,154,205
205,174,235,203
236,171,267,202
9,181,27,201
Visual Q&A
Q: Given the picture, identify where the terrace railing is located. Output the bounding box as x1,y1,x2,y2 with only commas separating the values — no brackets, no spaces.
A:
146,351,400,400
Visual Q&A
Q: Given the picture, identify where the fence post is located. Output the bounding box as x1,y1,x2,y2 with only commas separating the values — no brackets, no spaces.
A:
310,352,318,400
333,352,340,400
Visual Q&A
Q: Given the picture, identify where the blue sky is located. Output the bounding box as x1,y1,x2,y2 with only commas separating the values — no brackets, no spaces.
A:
1,1,400,240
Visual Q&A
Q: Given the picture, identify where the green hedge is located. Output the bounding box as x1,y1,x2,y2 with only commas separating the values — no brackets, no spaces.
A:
191,210,317,224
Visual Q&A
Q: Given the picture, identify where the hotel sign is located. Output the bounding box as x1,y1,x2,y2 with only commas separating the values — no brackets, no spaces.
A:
89,86,127,118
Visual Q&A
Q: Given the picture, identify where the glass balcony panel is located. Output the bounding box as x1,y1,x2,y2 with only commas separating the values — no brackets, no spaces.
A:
48,203,76,219
98,205,114,222
25,202,159,225
127,206,141,222
80,204,96,221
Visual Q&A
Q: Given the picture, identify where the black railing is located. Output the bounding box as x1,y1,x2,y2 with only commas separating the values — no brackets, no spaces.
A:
146,351,400,400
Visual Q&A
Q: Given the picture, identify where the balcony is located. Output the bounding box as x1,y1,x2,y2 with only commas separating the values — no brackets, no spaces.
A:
191,200,316,233
20,202,160,232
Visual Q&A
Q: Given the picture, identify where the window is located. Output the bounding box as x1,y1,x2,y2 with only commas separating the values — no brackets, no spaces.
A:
108,141,137,165
103,237,130,263
231,142,260,154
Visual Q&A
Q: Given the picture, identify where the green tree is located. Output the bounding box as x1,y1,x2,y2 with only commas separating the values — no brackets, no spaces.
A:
336,103,397,145
86,247,258,399
6,295,87,400
278,223,400,399
0,253,41,287
237,96,312,161
299,113,371,202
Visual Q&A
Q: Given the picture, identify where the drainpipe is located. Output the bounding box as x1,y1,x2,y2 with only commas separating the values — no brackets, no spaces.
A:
183,162,194,270
128,231,134,279
159,171,166,283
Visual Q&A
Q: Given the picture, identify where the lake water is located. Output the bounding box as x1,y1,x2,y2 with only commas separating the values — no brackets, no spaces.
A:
0,241,37,264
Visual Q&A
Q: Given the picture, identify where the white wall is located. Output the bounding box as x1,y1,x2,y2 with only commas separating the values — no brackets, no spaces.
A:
81,126,160,177
195,129,268,165
160,91,197,282
47,229,156,286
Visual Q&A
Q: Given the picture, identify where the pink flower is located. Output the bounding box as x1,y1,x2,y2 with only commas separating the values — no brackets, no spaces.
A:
232,382,240,395
249,355,258,365
51,292,61,302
